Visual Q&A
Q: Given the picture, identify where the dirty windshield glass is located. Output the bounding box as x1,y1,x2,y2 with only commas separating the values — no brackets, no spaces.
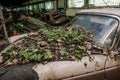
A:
69,14,118,44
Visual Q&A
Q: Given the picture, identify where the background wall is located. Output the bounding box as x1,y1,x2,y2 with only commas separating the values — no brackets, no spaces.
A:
66,8,81,16
58,0,65,8
13,0,120,16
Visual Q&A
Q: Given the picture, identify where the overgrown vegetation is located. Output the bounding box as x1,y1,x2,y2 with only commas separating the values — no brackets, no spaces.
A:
1,26,94,66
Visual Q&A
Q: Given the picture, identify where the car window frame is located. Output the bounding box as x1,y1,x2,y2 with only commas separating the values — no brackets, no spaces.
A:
115,25,120,49
110,16,120,50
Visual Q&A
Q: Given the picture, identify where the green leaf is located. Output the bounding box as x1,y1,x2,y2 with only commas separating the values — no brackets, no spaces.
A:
19,50,30,60
29,54,43,61
44,49,52,59
61,48,67,57
39,28,48,32
74,49,85,59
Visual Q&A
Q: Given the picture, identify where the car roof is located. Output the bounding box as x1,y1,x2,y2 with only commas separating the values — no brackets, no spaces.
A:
77,8,120,17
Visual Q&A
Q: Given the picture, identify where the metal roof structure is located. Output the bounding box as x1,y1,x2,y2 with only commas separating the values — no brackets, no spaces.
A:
77,8,120,17
0,0,30,7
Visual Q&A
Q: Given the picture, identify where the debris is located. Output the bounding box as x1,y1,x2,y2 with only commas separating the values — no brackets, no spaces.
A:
0,43,9,53
0,56,3,63
41,10,71,26
1,26,96,66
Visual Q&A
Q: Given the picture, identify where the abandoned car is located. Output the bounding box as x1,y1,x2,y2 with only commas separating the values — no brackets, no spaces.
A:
0,8,120,80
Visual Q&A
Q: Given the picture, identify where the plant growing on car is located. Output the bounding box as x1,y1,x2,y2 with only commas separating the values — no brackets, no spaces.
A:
29,45,37,52
2,25,94,66
19,50,42,61
19,50,30,60
44,49,52,59
29,54,43,61
61,48,67,57
74,49,85,59
44,28,64,43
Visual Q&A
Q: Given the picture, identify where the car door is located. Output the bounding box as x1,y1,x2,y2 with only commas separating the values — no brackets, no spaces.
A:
118,40,120,79
105,54,120,80
62,55,106,80
33,55,107,80
105,26,120,80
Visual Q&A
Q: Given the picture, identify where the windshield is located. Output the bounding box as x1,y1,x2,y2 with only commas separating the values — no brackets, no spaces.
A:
69,14,118,45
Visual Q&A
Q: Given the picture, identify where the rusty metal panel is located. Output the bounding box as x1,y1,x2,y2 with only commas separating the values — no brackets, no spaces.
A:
63,70,105,80
33,55,107,80
105,67,120,80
